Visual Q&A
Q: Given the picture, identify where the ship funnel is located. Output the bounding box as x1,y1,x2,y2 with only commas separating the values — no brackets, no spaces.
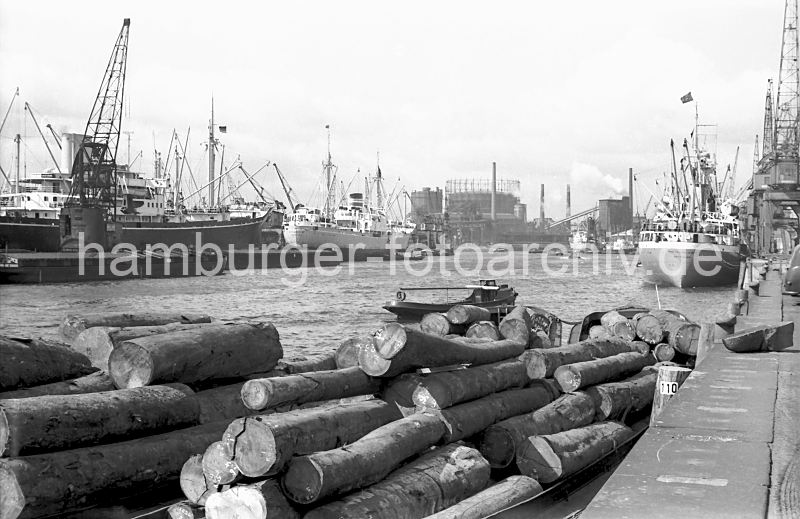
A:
540,184,545,230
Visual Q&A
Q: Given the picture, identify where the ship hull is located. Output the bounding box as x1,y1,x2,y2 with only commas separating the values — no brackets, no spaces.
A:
284,225,411,259
639,242,741,288
0,217,61,252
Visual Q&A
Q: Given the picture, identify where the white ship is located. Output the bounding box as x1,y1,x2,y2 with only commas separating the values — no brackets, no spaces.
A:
282,127,413,258
638,118,743,288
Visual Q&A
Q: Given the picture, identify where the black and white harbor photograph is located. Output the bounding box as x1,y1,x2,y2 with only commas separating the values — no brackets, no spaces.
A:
0,1,797,518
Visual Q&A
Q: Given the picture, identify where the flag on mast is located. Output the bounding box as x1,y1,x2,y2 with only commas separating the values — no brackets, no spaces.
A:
680,92,693,104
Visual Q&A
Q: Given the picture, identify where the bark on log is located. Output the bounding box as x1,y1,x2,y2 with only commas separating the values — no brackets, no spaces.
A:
600,311,636,341
274,353,337,375
411,359,529,410
424,475,543,519
193,382,257,424
282,413,447,504
421,313,465,337
363,324,525,377
585,369,657,421
224,399,402,477
516,421,634,483
722,321,794,353
72,323,217,369
0,371,115,400
60,312,212,340
478,392,596,468
520,337,648,379
0,420,228,519
652,343,675,362
553,351,655,393
465,321,501,340
380,373,424,416
240,367,380,411
109,322,283,388
632,313,665,345
650,310,700,355
180,454,216,506
499,306,533,345
202,440,240,486
0,336,96,390
334,337,371,369
446,305,492,325
650,365,692,425
167,501,206,519
588,325,610,340
440,383,560,443
205,480,298,519
0,384,199,457
303,444,491,519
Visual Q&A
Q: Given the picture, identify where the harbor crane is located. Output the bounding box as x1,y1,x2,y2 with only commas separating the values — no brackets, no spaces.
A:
62,18,130,248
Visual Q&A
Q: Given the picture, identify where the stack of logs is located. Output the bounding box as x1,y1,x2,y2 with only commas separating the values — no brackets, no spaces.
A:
0,306,697,519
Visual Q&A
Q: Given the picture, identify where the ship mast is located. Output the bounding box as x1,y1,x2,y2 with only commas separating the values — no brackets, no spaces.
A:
323,124,336,215
208,97,216,208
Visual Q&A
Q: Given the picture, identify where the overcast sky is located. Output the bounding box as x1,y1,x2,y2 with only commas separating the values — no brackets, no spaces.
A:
0,0,786,218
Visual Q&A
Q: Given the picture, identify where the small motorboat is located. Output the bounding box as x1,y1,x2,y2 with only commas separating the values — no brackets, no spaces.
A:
383,279,518,322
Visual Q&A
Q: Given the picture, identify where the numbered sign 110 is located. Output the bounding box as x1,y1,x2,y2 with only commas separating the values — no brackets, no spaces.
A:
659,381,679,395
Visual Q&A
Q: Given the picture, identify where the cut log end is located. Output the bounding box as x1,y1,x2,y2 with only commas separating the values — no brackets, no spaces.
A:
357,341,392,377
373,323,407,360
516,436,561,483
553,366,581,393
231,420,277,478
179,454,209,505
240,379,270,411
202,441,239,486
0,465,25,519
282,456,324,504
108,343,154,389
479,427,517,468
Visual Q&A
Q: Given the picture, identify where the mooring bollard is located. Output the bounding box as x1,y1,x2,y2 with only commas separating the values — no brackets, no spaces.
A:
650,365,692,426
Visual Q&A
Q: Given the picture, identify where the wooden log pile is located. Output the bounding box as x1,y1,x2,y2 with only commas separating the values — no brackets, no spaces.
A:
0,306,687,518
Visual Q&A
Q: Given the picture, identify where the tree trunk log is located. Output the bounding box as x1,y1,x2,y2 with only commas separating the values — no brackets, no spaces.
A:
520,338,648,379
652,343,675,362
650,310,700,355
424,475,543,519
223,399,402,477
60,312,212,340
588,325,610,340
650,365,692,425
600,311,636,341
632,313,664,345
722,321,794,353
380,374,425,416
516,421,634,483
411,359,529,410
0,371,115,400
72,323,217,369
108,322,283,388
335,337,371,369
180,454,217,506
553,351,655,392
0,336,96,390
0,420,228,519
282,412,447,504
421,313,465,336
193,382,258,424
446,305,491,325
205,479,298,519
465,321,501,340
0,384,199,457
585,368,657,421
274,353,337,375
240,367,380,411
363,324,525,377
478,392,596,468
303,444,491,519
167,501,206,519
440,383,560,443
499,306,532,345
202,440,241,486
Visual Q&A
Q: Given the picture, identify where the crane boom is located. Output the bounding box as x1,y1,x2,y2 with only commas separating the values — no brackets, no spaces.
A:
273,163,296,209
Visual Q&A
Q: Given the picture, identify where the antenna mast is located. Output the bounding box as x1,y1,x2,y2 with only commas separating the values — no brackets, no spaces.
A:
774,0,800,168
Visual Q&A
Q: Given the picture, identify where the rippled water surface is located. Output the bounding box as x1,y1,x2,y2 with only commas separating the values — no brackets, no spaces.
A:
0,252,737,354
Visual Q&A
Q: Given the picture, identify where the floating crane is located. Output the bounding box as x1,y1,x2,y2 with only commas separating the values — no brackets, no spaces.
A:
62,18,131,248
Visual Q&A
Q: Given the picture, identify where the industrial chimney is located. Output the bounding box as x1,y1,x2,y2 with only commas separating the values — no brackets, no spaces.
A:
491,162,497,221
566,184,571,219
540,184,545,230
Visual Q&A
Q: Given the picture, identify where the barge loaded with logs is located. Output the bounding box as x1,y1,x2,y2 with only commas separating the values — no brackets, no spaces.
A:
0,298,753,519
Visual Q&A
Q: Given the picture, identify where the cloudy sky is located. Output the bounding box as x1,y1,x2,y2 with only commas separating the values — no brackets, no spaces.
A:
0,0,786,218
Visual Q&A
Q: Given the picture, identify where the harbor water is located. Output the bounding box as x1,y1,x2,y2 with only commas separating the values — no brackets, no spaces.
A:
0,251,736,352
